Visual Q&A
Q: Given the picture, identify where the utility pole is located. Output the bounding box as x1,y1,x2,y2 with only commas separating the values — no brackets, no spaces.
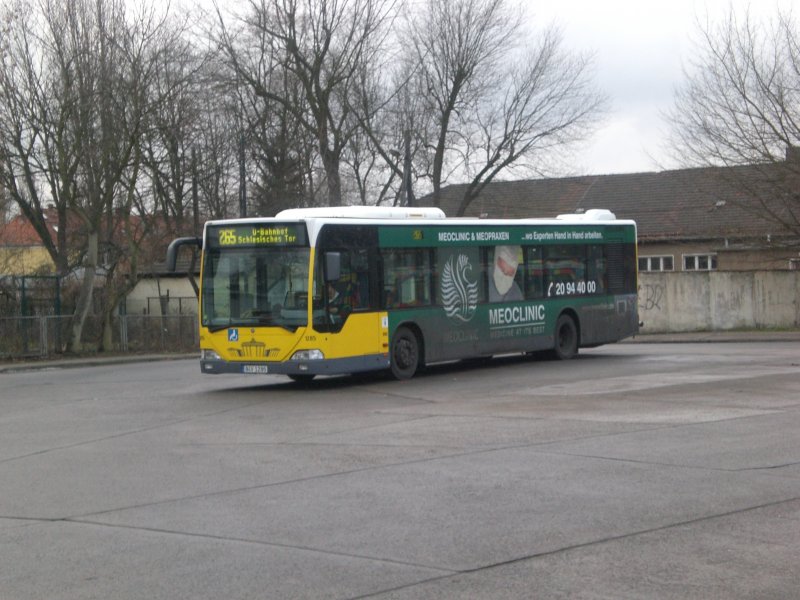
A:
191,148,199,235
403,128,414,207
238,134,247,218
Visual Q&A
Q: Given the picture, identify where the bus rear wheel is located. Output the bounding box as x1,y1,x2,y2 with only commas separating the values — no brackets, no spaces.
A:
552,314,578,360
390,327,421,380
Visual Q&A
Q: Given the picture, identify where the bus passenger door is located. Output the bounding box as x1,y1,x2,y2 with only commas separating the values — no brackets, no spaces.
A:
319,247,386,361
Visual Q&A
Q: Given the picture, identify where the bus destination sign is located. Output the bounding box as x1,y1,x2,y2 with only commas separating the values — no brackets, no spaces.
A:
208,223,307,248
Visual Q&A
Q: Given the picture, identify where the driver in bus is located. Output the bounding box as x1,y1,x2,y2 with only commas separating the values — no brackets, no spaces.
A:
489,245,523,302
327,282,343,313
327,279,355,322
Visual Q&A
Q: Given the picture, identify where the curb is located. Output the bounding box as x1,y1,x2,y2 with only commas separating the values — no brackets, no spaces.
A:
623,331,800,344
0,353,198,374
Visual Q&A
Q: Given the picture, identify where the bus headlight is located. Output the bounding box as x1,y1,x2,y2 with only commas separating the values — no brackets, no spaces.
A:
291,349,324,361
201,349,222,361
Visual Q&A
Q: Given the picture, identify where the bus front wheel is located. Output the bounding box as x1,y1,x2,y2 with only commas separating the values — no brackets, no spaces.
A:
390,327,421,380
552,314,578,360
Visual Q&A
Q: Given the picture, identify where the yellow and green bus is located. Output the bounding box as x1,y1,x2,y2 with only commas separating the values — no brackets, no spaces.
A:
167,206,638,380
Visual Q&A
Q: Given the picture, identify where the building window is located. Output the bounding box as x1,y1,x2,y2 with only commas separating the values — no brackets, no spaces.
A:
683,254,717,271
638,255,674,272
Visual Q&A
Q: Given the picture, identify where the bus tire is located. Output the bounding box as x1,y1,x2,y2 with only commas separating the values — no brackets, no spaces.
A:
552,314,579,360
288,374,316,383
390,327,421,380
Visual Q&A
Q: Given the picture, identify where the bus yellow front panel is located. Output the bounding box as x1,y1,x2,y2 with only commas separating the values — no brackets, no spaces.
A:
314,312,388,360
203,326,304,362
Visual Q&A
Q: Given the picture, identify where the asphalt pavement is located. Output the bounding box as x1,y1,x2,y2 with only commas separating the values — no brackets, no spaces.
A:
1,329,798,374
1,337,799,599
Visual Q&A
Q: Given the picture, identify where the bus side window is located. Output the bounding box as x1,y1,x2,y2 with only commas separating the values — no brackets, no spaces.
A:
381,248,432,308
326,248,370,313
349,248,369,310
381,250,399,309
384,287,397,308
544,245,577,297
587,245,607,294
525,246,544,299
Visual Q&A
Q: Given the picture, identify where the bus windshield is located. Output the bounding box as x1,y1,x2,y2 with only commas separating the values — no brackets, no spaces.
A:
201,247,312,332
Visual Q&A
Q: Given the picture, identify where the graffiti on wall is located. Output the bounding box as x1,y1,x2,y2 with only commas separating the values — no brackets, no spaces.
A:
638,283,665,312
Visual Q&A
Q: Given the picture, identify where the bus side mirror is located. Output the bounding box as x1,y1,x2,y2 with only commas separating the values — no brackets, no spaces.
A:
166,237,202,272
325,252,341,282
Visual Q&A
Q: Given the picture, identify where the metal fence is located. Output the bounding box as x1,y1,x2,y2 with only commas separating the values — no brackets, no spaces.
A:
0,314,199,359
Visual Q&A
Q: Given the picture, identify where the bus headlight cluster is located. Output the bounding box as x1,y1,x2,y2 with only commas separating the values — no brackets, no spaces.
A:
291,349,324,361
201,349,222,361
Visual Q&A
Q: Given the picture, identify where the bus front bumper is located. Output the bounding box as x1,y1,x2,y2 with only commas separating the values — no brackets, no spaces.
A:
200,354,390,377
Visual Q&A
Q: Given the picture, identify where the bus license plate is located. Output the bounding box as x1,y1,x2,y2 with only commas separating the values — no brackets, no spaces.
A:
243,365,269,374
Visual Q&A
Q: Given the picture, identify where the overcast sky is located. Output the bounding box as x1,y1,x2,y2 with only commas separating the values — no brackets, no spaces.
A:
530,0,795,176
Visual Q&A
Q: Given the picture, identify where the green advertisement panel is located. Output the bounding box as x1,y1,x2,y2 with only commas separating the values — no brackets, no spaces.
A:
385,230,638,360
378,223,635,248
388,293,634,363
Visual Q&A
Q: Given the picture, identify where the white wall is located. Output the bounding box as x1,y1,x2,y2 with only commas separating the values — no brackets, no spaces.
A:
638,272,800,332
125,276,198,316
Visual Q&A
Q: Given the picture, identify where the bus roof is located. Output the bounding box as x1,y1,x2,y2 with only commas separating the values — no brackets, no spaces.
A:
207,206,629,226
556,209,617,221
203,207,636,245
276,206,446,220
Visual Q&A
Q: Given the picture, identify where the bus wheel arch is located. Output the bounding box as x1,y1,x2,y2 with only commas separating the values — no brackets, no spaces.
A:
552,310,580,360
390,324,425,380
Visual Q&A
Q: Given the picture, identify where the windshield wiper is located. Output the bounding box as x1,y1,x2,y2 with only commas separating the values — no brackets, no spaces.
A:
207,314,299,332
207,322,233,333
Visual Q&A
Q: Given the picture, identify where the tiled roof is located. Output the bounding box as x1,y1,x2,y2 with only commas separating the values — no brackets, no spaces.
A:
0,214,57,245
427,164,799,242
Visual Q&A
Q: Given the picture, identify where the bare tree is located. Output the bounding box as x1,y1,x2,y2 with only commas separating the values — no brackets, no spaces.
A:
58,0,198,352
233,64,319,215
342,60,405,206
141,30,206,236
99,7,203,350
182,48,244,221
405,0,606,215
0,0,74,277
214,0,399,206
667,8,800,236
194,98,241,220
0,0,199,352
0,186,8,224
